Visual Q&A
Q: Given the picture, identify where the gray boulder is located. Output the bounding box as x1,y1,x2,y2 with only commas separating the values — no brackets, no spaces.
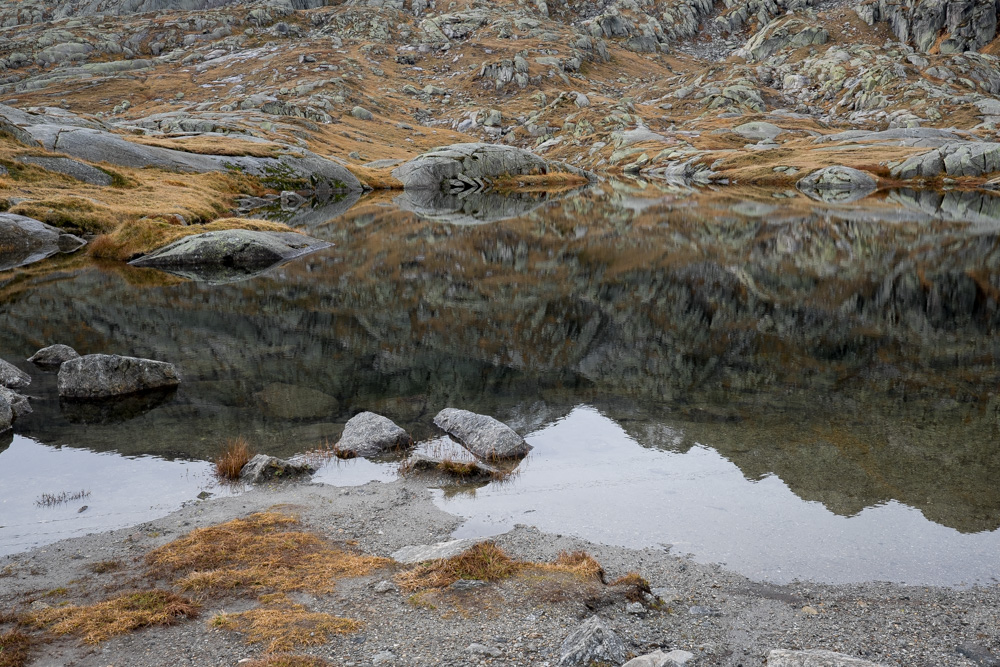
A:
392,143,550,191
128,230,330,275
58,354,180,399
16,156,112,186
433,408,532,460
0,386,32,420
28,344,80,367
558,616,628,666
767,649,889,666
891,142,1000,179
335,411,412,457
0,213,87,271
0,394,11,433
797,166,878,202
239,454,315,483
0,359,31,390
391,538,486,564
733,121,783,142
738,17,828,62
624,650,695,667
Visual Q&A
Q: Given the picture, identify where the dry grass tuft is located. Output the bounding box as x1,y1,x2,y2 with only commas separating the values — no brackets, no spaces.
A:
301,439,356,465
214,436,255,480
0,629,32,667
88,559,124,575
30,590,198,644
146,512,389,597
436,459,482,478
241,654,332,667
211,606,359,653
542,551,605,581
609,572,652,601
89,217,294,262
395,542,521,592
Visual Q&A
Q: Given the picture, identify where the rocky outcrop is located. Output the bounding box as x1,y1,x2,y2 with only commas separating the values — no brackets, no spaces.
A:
0,386,32,419
0,213,87,271
767,649,889,666
16,155,112,185
128,230,331,279
0,358,31,390
558,616,628,666
737,17,828,62
855,0,998,54
797,166,878,202
392,143,558,191
57,354,180,398
890,142,1000,179
335,411,412,457
28,344,80,367
239,453,315,483
433,408,532,460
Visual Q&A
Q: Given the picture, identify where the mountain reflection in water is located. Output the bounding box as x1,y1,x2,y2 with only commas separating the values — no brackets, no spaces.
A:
1,181,998,583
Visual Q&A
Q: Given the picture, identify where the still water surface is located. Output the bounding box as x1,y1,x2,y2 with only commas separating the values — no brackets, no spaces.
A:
2,182,999,585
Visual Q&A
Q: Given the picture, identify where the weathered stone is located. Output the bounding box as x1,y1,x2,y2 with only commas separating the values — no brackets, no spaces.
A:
0,386,30,420
239,454,315,483
58,354,180,399
351,106,374,120
0,213,87,271
623,649,695,667
433,407,532,460
391,538,486,564
129,230,330,273
0,358,31,390
392,143,550,191
16,156,112,185
797,166,878,202
28,344,80,367
0,393,12,432
558,616,628,666
891,142,1000,179
767,649,889,666
336,411,412,457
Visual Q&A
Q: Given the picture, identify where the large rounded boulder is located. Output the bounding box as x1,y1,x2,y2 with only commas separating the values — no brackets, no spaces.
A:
0,213,86,271
58,354,180,399
433,407,531,460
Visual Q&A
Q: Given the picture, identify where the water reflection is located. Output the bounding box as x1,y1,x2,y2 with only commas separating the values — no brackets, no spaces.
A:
1,183,999,582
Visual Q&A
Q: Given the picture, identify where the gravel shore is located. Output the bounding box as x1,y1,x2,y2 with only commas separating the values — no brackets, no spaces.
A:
1,478,997,667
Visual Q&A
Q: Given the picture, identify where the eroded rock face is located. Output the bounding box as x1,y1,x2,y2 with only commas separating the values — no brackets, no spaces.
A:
28,344,80,367
239,453,315,483
890,142,1000,179
57,354,180,398
128,230,331,276
0,213,87,271
392,143,550,191
433,407,531,460
336,411,412,457
0,358,31,390
767,648,889,666
558,616,628,666
855,0,998,54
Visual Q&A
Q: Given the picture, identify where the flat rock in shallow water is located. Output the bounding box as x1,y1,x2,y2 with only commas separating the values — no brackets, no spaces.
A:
767,649,889,666
402,452,501,480
57,354,180,399
433,407,531,460
28,344,80,367
0,358,31,390
239,454,315,483
0,213,86,271
558,615,628,666
336,411,412,457
130,229,330,270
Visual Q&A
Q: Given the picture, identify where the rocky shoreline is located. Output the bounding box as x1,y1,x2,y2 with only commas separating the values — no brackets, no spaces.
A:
0,478,998,667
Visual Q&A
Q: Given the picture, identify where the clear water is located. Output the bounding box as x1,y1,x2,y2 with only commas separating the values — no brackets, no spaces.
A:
2,182,999,584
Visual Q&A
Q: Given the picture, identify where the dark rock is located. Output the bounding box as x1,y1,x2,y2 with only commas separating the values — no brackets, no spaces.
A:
60,388,176,424
0,213,87,271
558,615,628,666
0,358,31,390
239,453,315,483
335,411,412,457
433,407,532,460
16,156,112,186
957,643,1000,667
28,344,80,367
0,386,31,420
57,354,180,399
0,394,12,433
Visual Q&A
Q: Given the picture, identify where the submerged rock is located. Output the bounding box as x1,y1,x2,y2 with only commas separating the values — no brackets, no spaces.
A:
239,453,315,483
433,408,532,460
128,230,330,278
28,344,80,367
767,649,889,666
558,615,628,666
0,358,31,390
0,213,87,271
402,452,502,480
335,411,412,457
0,386,32,420
58,354,180,399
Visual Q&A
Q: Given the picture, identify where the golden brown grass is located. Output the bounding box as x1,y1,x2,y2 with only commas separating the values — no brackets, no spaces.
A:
395,543,606,592
0,629,31,667
609,572,652,601
344,164,404,189
302,438,357,464
89,217,295,262
29,590,198,644
210,606,359,653
87,559,125,574
126,135,284,158
146,512,390,598
214,436,255,480
241,654,332,667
